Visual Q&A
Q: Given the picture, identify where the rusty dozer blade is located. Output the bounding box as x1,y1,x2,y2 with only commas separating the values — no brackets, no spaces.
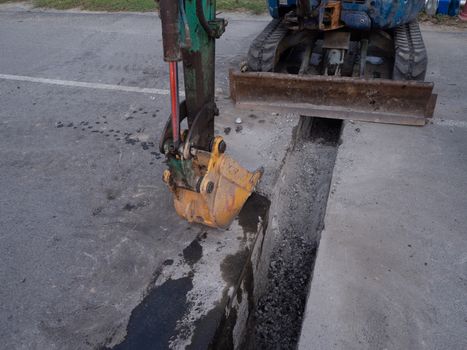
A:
230,70,437,126
163,137,263,229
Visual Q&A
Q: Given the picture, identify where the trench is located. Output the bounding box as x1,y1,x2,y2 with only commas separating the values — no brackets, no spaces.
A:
211,116,342,350
103,193,271,350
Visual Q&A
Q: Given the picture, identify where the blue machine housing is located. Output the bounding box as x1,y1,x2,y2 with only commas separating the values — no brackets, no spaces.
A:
267,0,425,30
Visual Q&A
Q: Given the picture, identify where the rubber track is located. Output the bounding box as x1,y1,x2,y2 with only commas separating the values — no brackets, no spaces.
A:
393,20,427,81
247,19,289,72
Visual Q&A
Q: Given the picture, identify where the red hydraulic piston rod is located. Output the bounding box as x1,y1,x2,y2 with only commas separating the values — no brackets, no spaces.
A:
169,61,180,146
160,0,181,148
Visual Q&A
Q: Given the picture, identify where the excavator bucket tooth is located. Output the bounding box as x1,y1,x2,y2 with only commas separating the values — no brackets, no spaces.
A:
164,137,263,229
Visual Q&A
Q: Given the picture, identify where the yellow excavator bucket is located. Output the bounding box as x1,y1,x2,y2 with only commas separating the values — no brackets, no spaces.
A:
163,137,263,229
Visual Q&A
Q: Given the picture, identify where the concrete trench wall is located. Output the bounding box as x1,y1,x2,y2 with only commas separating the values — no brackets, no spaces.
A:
211,117,343,349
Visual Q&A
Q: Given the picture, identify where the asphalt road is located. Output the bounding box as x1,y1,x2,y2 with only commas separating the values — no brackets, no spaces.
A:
0,6,284,350
298,25,467,350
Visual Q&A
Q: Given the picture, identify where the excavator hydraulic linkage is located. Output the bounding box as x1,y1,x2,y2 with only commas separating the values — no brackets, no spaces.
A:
158,0,437,228
158,0,262,229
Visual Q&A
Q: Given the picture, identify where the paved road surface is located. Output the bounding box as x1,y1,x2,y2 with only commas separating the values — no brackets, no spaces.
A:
298,25,467,350
0,6,290,350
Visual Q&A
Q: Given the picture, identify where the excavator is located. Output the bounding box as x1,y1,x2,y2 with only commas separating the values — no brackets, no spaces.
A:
158,0,437,229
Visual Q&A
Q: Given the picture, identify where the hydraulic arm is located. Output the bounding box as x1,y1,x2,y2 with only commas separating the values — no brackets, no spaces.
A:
158,0,262,229
157,0,437,228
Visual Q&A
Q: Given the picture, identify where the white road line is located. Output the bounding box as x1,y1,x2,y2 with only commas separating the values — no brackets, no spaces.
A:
0,73,180,96
432,119,467,128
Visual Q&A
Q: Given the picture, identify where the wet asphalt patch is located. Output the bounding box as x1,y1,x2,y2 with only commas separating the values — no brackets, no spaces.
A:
107,277,194,350
104,194,270,350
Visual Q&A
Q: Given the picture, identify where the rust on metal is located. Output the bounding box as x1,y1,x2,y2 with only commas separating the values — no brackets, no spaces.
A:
230,70,437,126
321,1,344,31
159,0,181,62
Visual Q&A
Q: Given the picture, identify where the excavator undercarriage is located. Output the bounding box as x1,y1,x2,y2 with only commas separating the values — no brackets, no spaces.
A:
231,17,437,126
